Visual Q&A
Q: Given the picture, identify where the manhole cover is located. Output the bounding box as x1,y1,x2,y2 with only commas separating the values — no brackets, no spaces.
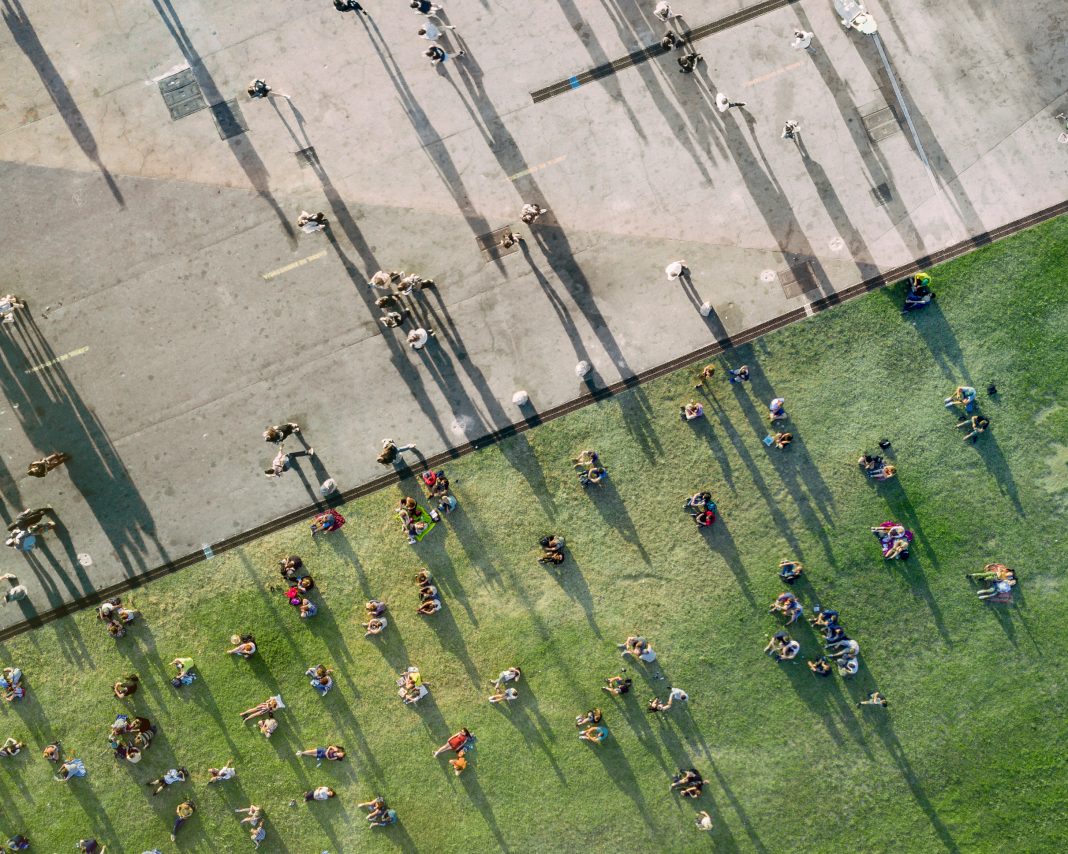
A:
158,68,207,120
779,261,819,298
870,183,893,207
295,146,319,168
475,226,523,262
209,100,248,140
859,97,901,143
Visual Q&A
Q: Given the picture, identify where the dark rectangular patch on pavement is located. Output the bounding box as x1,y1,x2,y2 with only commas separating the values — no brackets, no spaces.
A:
209,100,248,140
295,146,319,168
859,98,901,143
530,0,799,102
779,261,819,298
476,227,523,262
158,68,207,120
870,182,893,206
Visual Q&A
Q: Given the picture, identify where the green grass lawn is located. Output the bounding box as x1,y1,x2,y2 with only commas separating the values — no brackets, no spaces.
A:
1,217,1067,854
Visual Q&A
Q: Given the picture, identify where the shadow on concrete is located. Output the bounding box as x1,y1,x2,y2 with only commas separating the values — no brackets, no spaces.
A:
1,0,125,207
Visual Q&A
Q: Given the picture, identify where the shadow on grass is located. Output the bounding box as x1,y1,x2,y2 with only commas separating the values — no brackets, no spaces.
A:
446,503,505,589
974,432,1024,516
701,517,757,606
584,735,657,836
459,762,511,852
688,415,736,493
546,552,602,639
894,291,971,383
491,684,567,785
705,756,770,854
587,479,652,565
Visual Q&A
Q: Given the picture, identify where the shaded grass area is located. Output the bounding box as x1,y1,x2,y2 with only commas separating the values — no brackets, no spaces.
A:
0,216,1066,852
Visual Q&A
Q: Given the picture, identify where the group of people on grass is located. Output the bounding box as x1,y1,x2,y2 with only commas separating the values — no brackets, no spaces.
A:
280,554,319,619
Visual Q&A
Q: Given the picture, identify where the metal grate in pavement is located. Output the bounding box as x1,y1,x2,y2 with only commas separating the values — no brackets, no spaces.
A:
158,68,207,120
476,226,523,262
295,146,319,168
209,100,248,140
859,97,901,142
530,0,799,103
778,260,820,298
870,182,893,206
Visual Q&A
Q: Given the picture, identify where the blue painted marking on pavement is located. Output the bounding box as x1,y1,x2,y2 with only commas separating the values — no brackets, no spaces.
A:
568,76,581,89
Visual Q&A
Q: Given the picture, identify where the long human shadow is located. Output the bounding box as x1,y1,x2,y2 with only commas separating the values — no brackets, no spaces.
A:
873,722,961,852
548,551,602,638
850,35,987,243
491,683,567,785
688,416,736,492
416,533,478,626
443,503,506,589
800,154,881,280
150,0,296,244
458,759,511,852
888,287,972,381
584,734,658,835
973,430,1023,516
794,4,928,259
704,756,770,854
587,479,652,565
355,12,501,262
700,517,756,606
0,312,168,578
1,0,124,206
423,597,482,688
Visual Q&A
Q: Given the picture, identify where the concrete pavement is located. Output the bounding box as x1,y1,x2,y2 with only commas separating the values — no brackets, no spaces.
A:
0,0,1065,629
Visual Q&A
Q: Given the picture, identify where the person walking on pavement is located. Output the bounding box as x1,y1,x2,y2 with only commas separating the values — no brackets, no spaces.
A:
0,575,28,606
265,446,315,479
26,452,71,478
716,92,745,112
665,260,689,281
782,120,800,140
264,423,301,445
407,327,434,349
333,0,367,12
425,45,465,64
791,29,813,50
418,19,454,40
7,507,54,533
297,211,327,233
378,439,418,466
0,295,27,325
654,1,679,21
411,0,449,17
247,79,272,99
521,203,548,224
677,52,702,73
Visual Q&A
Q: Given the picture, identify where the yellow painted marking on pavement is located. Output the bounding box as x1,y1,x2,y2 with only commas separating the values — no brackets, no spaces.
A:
261,250,327,281
24,346,89,375
508,155,567,182
744,61,803,87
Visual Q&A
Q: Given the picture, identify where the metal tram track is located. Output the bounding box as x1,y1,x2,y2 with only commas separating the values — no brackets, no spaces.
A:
2,198,1065,643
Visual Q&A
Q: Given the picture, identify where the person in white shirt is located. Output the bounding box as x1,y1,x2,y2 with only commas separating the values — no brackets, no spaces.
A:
715,92,746,112
791,29,813,50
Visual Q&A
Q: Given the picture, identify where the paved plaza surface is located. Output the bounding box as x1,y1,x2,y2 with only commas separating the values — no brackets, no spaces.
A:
0,0,1065,629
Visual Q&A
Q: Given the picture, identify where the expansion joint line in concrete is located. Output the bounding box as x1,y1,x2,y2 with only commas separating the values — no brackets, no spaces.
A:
2,198,1066,642
530,0,800,103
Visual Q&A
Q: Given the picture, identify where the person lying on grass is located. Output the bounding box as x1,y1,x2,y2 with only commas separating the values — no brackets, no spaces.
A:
603,675,632,695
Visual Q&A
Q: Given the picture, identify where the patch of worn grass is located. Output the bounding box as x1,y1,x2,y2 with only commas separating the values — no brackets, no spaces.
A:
0,216,1066,853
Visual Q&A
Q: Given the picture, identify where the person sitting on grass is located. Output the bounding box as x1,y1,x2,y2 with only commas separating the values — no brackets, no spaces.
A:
42,742,60,763
859,691,888,707
685,492,714,514
306,665,334,697
6,834,29,851
366,599,387,617
170,657,196,688
296,745,346,765
859,453,885,476
768,397,786,420
0,737,24,757
572,449,600,470
489,687,518,704
492,667,522,690
764,631,800,661
977,574,1016,600
369,808,398,828
944,385,977,413
576,708,603,727
433,728,473,758
363,616,388,636
54,757,86,782
240,697,280,722
902,272,933,311
303,786,336,802
310,509,345,535
648,696,670,712
538,535,566,565
113,674,139,698
837,655,859,677
358,797,387,821
770,592,803,624
578,463,608,487
419,583,438,602
417,598,442,615
728,365,750,383
619,636,657,662
603,674,633,695
0,668,24,703
279,555,304,581
680,400,704,421
808,656,832,677
147,767,187,796
693,506,716,527
957,414,990,443
871,463,896,481
810,606,840,629
227,634,257,659
773,431,793,450
671,768,701,791
578,724,608,744
298,598,318,618
207,760,236,784
779,559,803,584
449,750,468,775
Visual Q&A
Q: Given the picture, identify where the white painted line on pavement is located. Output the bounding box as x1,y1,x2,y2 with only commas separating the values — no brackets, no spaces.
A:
262,250,327,281
744,61,803,88
24,346,89,375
